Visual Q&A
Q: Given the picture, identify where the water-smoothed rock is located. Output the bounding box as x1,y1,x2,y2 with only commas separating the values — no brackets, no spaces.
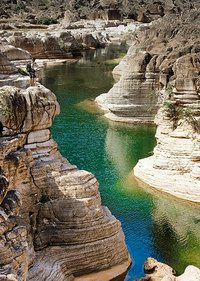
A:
96,6,200,123
0,84,130,280
96,49,161,123
0,52,17,75
136,258,200,281
0,44,31,61
134,54,200,202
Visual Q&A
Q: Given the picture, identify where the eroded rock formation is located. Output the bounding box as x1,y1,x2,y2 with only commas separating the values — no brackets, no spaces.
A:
135,258,200,281
0,84,130,280
0,48,29,88
96,49,161,123
4,28,110,59
96,5,200,123
134,54,200,202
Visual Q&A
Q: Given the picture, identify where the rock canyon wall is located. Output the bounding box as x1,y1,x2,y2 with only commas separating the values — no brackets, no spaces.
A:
95,4,200,202
134,54,200,202
96,5,200,124
0,84,130,280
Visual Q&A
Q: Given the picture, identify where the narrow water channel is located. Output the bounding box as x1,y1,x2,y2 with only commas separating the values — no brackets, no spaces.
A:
42,45,200,280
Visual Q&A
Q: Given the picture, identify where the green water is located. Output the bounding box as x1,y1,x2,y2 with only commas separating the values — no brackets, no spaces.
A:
42,45,200,279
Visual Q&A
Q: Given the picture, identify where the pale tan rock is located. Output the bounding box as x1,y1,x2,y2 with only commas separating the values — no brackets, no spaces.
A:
0,84,60,135
143,257,175,281
0,52,17,75
27,129,51,144
177,266,200,281
0,45,31,61
96,50,161,123
138,258,200,281
0,84,130,281
134,54,200,202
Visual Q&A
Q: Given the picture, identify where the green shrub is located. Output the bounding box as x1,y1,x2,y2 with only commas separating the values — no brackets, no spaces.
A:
0,90,10,117
163,101,198,130
18,68,29,76
37,17,58,25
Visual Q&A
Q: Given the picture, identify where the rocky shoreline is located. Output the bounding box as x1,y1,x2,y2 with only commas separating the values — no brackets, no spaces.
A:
0,0,200,279
95,6,200,203
0,82,131,280
0,17,134,281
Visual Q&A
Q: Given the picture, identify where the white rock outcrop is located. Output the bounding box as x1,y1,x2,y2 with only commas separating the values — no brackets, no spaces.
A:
134,54,200,202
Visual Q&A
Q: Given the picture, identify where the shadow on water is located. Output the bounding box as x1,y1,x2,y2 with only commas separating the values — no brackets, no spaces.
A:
41,44,200,280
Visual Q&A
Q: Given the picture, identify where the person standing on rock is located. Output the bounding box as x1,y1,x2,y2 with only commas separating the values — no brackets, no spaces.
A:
26,58,37,86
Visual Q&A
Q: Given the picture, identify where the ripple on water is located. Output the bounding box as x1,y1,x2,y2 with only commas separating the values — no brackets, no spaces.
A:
42,46,200,279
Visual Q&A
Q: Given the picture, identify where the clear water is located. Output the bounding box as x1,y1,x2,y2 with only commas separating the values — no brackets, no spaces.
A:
41,45,200,280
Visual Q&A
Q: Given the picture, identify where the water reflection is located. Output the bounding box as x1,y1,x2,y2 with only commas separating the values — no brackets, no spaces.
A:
104,120,200,276
152,194,200,273
42,44,200,279
105,121,156,176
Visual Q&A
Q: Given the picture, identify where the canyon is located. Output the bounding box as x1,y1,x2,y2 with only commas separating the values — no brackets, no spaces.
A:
0,81,130,280
95,5,200,203
0,0,200,280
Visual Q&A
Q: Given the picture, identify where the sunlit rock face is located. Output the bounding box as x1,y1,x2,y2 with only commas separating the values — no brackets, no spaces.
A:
96,6,200,124
0,44,31,61
96,50,161,123
0,84,130,280
134,54,200,202
0,45,29,88
6,30,108,59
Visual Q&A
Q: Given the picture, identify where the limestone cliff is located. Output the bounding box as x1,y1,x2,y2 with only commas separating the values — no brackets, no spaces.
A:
134,54,200,202
0,84,130,280
96,49,161,123
96,5,200,123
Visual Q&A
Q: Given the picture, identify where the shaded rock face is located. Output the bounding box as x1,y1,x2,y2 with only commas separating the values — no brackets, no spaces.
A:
0,169,28,281
134,54,200,202
0,84,130,280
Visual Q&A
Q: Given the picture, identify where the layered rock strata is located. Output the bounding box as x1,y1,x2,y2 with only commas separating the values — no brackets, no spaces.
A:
5,29,109,59
96,49,161,123
0,49,29,88
0,84,130,280
96,7,200,123
134,54,200,202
